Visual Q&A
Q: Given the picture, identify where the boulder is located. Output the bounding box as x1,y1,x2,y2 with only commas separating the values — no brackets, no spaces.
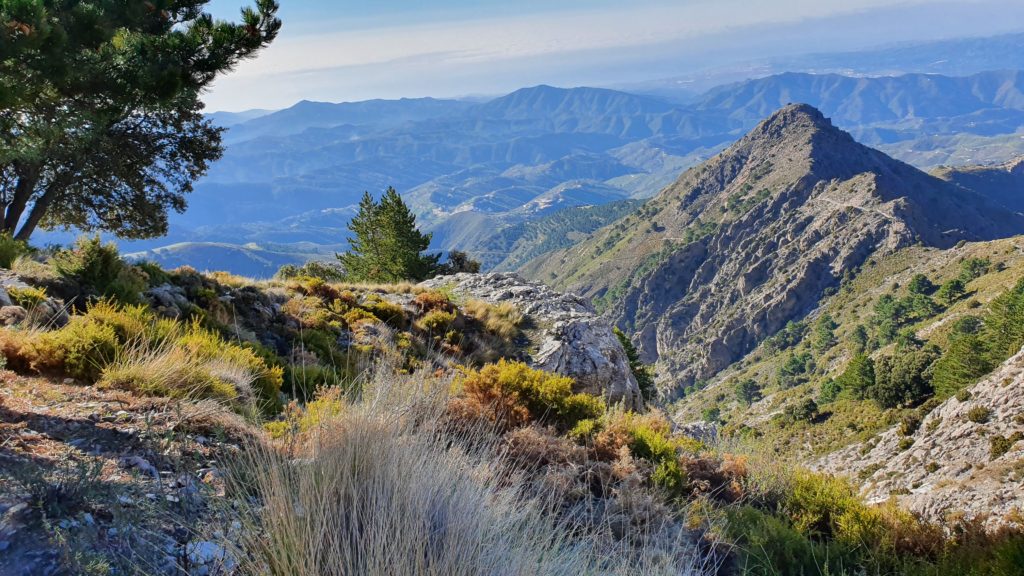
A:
420,273,643,409
0,306,27,327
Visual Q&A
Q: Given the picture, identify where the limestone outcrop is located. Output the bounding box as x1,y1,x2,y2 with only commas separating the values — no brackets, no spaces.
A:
421,273,644,409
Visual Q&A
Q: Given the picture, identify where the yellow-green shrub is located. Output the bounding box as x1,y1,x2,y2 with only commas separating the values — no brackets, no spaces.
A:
176,322,284,413
265,387,347,439
343,307,379,329
32,316,119,381
99,345,236,402
451,360,604,429
416,309,456,333
364,296,406,328
7,285,47,308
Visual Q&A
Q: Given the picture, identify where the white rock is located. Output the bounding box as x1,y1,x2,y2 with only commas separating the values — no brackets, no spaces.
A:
186,540,237,573
816,344,1024,529
420,273,644,409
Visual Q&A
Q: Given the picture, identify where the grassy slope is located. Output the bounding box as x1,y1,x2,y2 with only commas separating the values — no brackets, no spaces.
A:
672,236,1024,458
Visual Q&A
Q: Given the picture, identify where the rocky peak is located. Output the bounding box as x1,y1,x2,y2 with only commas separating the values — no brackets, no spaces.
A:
527,104,1024,398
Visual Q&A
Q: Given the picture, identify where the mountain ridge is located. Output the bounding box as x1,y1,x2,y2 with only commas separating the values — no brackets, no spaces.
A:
522,103,1024,397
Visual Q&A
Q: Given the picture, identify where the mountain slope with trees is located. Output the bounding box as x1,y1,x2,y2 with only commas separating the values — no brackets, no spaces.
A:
522,104,1024,399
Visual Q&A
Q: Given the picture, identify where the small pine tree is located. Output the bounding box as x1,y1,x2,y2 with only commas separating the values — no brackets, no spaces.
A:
614,327,657,402
338,188,440,282
734,379,762,406
441,250,481,274
836,353,875,400
907,274,935,295
810,313,838,353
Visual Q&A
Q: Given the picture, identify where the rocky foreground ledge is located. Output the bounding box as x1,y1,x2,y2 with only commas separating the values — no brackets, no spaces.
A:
420,273,644,410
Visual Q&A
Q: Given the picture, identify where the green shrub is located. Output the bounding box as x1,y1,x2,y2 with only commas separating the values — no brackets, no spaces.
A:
818,378,841,403
134,261,171,287
967,406,992,424
783,398,818,423
628,423,686,494
898,437,915,451
0,233,29,269
285,364,351,401
989,433,1023,460
899,413,922,436
956,390,973,402
776,351,814,389
764,320,807,353
724,505,847,576
51,236,146,304
871,346,938,409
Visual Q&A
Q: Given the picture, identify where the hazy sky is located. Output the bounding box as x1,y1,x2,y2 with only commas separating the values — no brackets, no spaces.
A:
203,0,1024,111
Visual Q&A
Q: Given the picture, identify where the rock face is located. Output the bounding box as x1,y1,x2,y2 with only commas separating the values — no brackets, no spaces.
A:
525,104,1024,398
934,155,1024,213
816,346,1024,528
420,273,644,409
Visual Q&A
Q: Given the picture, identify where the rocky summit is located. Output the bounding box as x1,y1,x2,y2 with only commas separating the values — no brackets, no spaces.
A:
524,104,1024,398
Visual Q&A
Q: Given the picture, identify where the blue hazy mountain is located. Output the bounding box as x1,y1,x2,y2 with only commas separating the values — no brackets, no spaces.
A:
118,63,1024,275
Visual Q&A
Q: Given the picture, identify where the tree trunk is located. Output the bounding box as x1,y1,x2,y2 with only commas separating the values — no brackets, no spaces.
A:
15,180,61,241
4,163,39,233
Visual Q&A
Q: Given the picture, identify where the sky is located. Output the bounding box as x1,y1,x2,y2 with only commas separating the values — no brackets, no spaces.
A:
202,0,1024,112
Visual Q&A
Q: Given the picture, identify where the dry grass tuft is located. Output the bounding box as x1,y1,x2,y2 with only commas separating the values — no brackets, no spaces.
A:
227,366,712,576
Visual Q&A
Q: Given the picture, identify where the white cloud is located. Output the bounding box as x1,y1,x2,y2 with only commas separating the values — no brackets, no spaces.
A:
203,0,1002,110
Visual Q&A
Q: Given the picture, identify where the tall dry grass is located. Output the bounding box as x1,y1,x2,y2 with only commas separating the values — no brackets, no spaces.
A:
224,363,715,576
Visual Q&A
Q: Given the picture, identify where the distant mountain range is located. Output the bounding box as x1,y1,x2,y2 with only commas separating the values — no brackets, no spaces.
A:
81,34,1024,275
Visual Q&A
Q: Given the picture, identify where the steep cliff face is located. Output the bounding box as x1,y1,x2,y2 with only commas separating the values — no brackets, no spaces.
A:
525,105,1024,397
816,345,1024,528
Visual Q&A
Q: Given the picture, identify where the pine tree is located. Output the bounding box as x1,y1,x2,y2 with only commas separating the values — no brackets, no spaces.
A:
614,327,656,402
734,379,762,406
338,188,439,282
0,1,280,240
810,313,838,353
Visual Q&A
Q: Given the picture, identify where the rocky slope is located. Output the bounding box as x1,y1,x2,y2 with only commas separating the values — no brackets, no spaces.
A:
934,155,1024,212
523,104,1024,397
420,273,643,409
816,345,1024,527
